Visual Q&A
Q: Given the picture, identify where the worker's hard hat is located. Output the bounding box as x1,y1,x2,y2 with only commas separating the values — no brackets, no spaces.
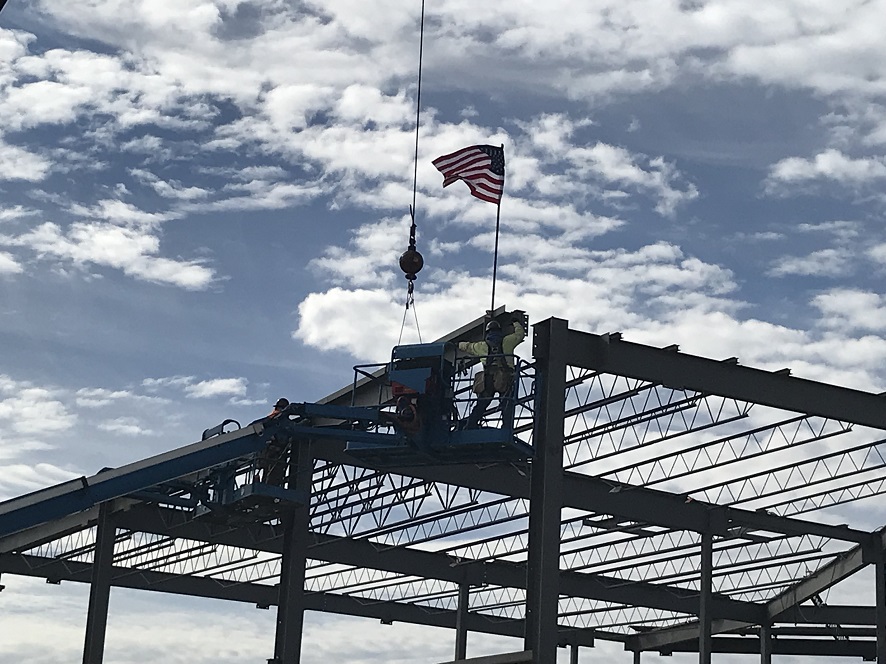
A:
485,320,502,332
274,398,290,409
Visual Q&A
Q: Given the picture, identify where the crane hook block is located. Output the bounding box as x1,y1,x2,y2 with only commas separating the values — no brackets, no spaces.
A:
399,248,424,281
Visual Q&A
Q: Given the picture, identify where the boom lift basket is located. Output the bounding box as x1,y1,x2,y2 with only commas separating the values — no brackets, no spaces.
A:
345,341,534,467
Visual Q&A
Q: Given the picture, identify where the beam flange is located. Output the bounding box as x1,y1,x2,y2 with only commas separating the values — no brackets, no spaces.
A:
564,328,886,430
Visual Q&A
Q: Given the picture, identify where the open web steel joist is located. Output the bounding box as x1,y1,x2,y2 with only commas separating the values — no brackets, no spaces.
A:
3,314,886,663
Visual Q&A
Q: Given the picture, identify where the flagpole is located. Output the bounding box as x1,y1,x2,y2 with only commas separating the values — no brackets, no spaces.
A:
490,201,502,314
490,143,505,315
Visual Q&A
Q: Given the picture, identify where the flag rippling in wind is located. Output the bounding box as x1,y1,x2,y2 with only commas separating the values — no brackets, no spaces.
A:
432,144,505,204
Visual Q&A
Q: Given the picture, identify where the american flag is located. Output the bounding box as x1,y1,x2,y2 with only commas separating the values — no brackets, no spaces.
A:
432,144,505,205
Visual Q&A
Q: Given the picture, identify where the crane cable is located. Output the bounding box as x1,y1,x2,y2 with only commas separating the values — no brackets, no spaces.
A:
397,0,427,344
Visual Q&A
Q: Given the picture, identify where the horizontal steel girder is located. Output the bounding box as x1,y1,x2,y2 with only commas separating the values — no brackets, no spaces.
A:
655,636,874,658
567,326,886,431
0,552,594,647
108,504,762,622
3,552,874,657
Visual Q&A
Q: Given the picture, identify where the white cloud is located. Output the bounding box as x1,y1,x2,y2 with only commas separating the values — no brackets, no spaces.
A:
193,180,324,212
98,416,153,436
766,149,886,190
768,248,852,278
796,220,861,240
6,220,215,290
309,216,409,288
1,79,95,130
0,205,38,221
141,375,252,399
129,168,211,201
0,382,77,436
813,288,886,333
866,242,886,265
185,377,249,399
0,251,23,274
296,241,738,361
69,199,177,226
296,288,404,360
0,462,79,498
516,116,698,217
74,387,168,408
142,375,195,391
0,134,51,181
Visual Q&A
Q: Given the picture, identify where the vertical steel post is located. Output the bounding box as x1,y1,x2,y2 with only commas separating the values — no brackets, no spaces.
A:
759,621,772,664
524,318,568,663
82,502,116,664
699,531,713,664
273,441,312,664
454,581,470,660
569,642,579,664
876,558,886,662
633,651,641,664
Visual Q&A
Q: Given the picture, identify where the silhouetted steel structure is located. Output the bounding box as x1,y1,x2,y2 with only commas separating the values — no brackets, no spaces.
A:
3,313,886,663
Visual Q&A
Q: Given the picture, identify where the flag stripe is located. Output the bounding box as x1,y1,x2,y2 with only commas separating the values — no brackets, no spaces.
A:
431,144,505,205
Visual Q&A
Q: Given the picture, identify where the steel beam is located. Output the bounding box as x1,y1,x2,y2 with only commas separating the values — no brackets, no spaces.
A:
663,637,875,658
6,552,880,652
82,503,116,664
0,553,597,646
775,604,875,625
759,622,772,664
767,544,867,620
699,532,713,664
455,582,470,660
273,444,312,663
565,328,886,430
628,619,751,653
525,318,568,662
109,504,763,622
877,560,886,662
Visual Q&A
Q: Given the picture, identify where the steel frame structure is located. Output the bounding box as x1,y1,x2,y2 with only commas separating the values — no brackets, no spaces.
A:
3,314,886,663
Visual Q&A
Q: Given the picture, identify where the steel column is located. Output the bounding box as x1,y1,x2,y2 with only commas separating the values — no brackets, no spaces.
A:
877,560,886,662
455,581,470,660
273,442,312,663
699,532,713,664
759,622,772,664
524,318,568,662
82,502,116,664
569,643,578,664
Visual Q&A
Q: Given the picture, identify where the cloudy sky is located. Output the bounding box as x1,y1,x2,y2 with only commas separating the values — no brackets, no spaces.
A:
2,0,886,661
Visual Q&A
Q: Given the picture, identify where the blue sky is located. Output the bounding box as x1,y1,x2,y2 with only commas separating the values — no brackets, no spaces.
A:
2,0,886,661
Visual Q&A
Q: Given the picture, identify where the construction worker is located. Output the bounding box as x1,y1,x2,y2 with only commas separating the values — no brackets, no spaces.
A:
458,312,526,429
259,398,290,484
382,395,422,436
268,397,289,418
